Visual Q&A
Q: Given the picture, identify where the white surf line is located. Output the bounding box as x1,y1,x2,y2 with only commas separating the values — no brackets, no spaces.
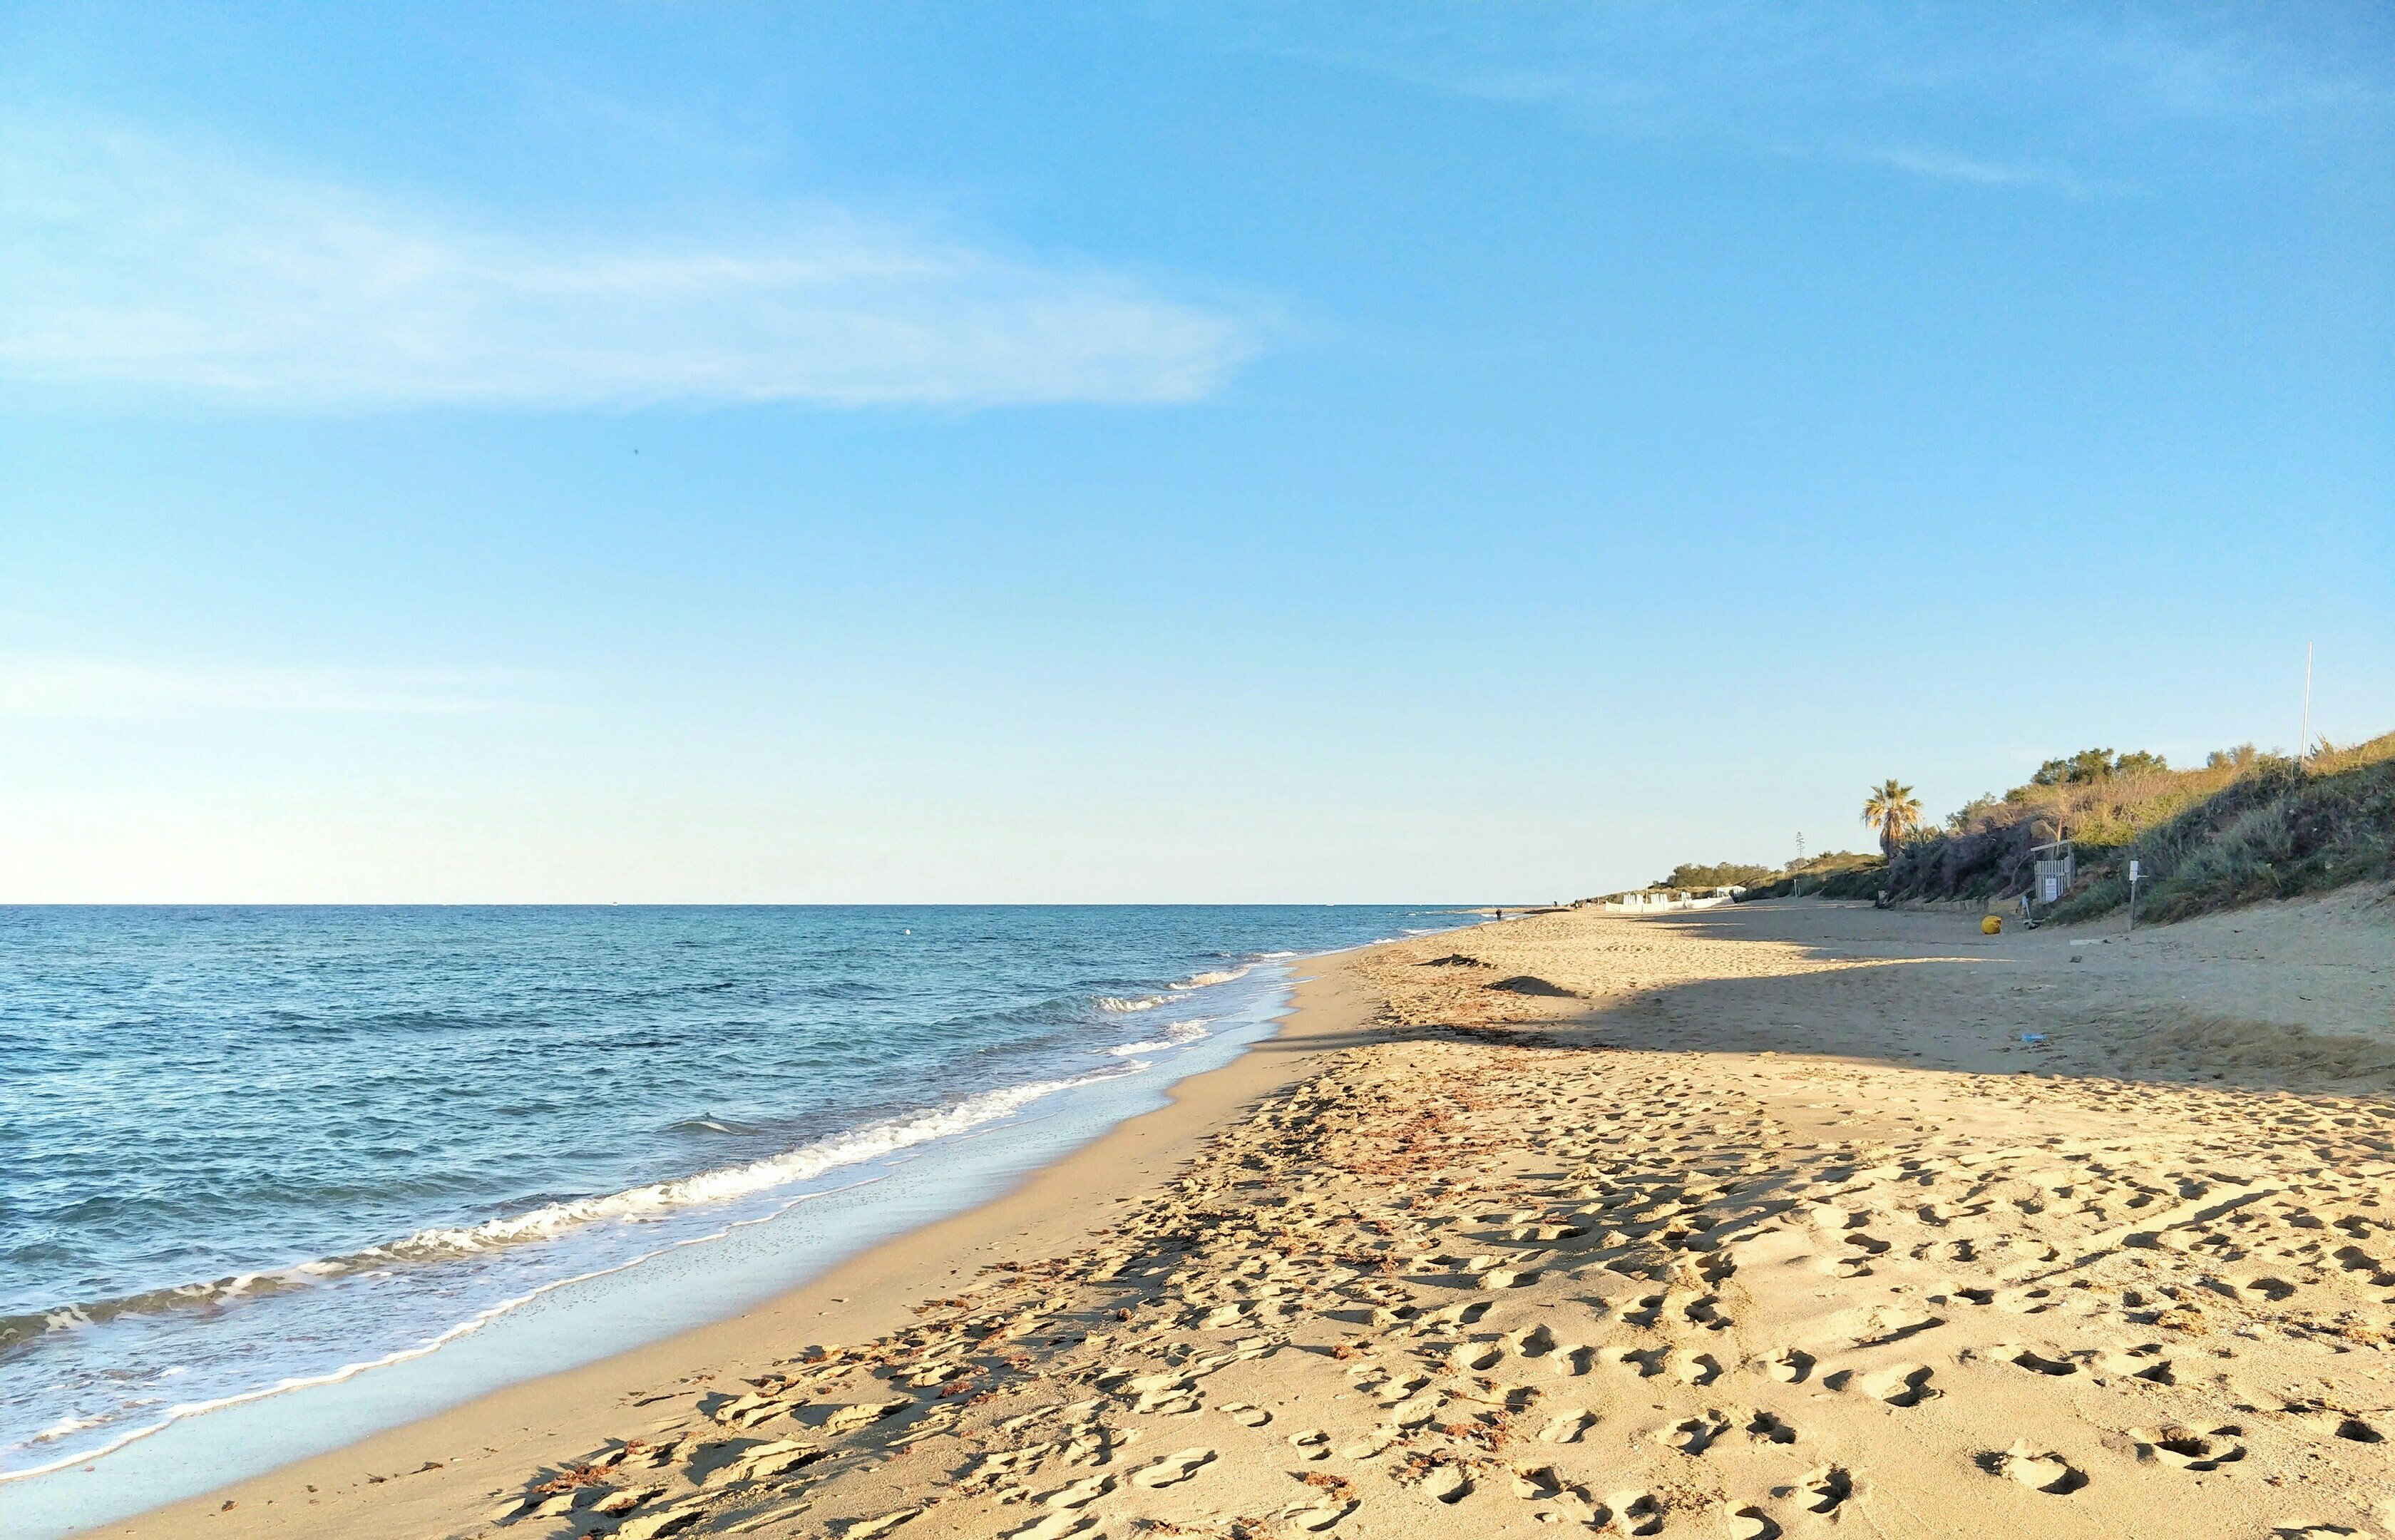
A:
4,949,1372,1482
15,1069,1142,1357
0,1168,893,1482
8,1062,1166,1481
1169,966,1251,990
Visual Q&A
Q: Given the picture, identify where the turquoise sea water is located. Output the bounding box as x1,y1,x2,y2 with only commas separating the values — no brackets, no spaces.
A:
0,905,1471,1527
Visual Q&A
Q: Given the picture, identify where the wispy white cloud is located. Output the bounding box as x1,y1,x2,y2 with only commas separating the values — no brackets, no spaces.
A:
1221,1,2389,192
0,654,519,717
0,124,1257,409
1795,141,2108,197
1857,147,2056,189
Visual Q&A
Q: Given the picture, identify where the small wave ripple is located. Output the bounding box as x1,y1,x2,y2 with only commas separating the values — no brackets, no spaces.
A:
1101,1019,1212,1057
0,903,1475,1489
1094,992,1181,1013
1169,966,1250,990
1,1068,1130,1357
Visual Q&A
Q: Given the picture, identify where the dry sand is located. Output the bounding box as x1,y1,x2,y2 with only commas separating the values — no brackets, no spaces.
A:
101,890,2395,1540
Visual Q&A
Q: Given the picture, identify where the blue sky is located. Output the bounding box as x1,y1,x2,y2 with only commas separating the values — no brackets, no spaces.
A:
3,2,2389,902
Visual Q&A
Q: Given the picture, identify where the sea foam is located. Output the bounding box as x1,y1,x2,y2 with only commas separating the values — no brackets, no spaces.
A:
1102,1019,1212,1057
1170,967,1250,990
1,1068,1134,1354
2,905,1470,1502
1094,992,1182,1013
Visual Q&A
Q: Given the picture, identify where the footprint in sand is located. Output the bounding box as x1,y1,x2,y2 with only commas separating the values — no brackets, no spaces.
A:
1288,1429,1330,1460
1513,1464,1564,1499
2131,1426,2245,1472
1451,1343,1502,1374
1763,1348,1815,1383
1660,1411,1730,1455
1420,1464,1473,1504
964,1446,1054,1489
2333,1243,2395,1287
2097,1345,2175,1384
1004,1512,1097,1540
1508,1323,1557,1357
591,1485,665,1516
1283,1495,1357,1533
515,1492,580,1525
1613,1346,1670,1377
1535,1486,1607,1527
1129,1372,1200,1413
1857,1363,1938,1407
744,1439,834,1481
1039,1474,1114,1509
845,1509,922,1538
1994,1345,2079,1377
1554,1345,1596,1377
1745,1410,1797,1444
1728,1506,1783,1539
1539,1409,1596,1444
1130,1447,1216,1487
1800,1465,1853,1514
1217,1401,1271,1427
1610,1492,1665,1535
2275,1401,2383,1443
1425,1300,1492,1328
826,1397,916,1434
1981,1444,2087,1494
1852,1306,1944,1348
1337,1429,1395,1461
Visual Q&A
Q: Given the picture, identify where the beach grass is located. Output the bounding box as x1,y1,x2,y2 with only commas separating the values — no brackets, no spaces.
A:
1719,729,2395,921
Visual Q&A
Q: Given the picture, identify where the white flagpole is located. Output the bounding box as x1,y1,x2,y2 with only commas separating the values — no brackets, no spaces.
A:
2301,642,2313,761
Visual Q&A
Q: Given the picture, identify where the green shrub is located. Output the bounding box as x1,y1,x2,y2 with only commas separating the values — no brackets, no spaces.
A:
2047,738,2395,922
1667,733,2391,923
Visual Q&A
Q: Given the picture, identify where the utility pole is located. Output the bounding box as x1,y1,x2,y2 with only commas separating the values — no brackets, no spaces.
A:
1793,832,1805,898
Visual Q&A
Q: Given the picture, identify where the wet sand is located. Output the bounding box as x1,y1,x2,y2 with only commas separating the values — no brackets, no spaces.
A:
98,890,2395,1539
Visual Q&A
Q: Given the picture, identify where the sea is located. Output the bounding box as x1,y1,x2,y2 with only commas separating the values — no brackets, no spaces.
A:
0,905,1478,1535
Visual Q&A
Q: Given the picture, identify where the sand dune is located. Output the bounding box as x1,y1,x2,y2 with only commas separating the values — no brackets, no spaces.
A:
111,891,2395,1539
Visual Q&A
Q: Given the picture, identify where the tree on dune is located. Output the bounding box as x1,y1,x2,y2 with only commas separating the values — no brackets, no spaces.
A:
2029,747,2170,786
1862,779,1923,861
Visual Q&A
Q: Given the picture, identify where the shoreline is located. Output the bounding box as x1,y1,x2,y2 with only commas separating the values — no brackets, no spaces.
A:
80,892,2395,1539
75,948,1399,1539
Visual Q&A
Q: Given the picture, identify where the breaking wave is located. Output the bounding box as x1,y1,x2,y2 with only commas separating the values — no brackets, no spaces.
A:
0,1068,1133,1359
1094,992,1181,1013
1169,967,1250,990
1102,1019,1212,1057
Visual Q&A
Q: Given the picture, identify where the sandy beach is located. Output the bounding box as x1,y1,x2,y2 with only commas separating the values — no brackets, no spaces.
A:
100,892,2395,1540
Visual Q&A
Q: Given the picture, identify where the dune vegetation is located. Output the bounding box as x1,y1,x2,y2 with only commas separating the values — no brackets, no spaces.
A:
1706,730,2395,921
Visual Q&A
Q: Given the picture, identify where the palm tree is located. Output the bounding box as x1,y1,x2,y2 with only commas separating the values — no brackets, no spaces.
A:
1862,779,1923,861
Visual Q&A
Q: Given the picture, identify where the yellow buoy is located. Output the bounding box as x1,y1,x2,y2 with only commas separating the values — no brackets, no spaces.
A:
1981,915,2002,935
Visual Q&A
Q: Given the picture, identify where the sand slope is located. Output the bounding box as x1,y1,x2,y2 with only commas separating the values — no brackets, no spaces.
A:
103,893,2395,1539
